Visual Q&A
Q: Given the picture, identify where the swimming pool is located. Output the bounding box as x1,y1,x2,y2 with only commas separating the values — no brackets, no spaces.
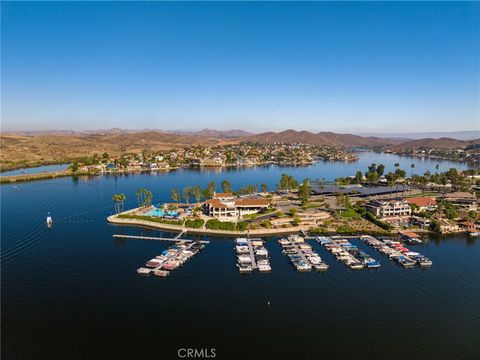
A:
143,208,178,217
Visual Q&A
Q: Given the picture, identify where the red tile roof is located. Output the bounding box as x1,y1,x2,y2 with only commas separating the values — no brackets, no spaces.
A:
204,199,228,208
234,198,270,207
213,192,233,198
406,197,437,207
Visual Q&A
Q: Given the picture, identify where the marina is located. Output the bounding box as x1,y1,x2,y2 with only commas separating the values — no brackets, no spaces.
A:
136,240,206,276
362,236,433,268
316,236,380,269
279,235,329,272
235,238,271,273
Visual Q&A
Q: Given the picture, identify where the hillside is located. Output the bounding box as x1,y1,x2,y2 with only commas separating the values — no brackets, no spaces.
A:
0,132,230,171
390,137,480,150
246,129,402,147
2,129,477,172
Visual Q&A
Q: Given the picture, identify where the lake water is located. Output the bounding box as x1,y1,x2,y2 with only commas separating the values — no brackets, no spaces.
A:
1,163,71,176
1,152,479,359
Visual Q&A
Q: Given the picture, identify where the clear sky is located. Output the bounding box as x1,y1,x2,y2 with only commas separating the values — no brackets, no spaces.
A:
1,1,479,133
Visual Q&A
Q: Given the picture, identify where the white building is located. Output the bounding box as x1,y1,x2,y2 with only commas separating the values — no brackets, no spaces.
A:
203,193,270,219
366,199,412,218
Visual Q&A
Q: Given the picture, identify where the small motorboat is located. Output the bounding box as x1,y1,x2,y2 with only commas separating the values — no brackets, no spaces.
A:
46,212,53,227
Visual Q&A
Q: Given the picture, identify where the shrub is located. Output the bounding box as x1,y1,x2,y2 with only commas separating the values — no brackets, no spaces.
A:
237,221,249,231
206,219,237,231
184,218,205,228
260,220,272,228
118,214,184,226
364,212,392,230
336,225,356,233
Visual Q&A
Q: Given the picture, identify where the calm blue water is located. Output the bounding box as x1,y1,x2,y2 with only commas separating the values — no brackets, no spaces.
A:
1,152,479,359
1,163,71,176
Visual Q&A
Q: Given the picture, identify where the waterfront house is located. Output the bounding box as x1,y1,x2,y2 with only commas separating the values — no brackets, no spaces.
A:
79,164,105,173
366,199,412,218
203,195,270,219
458,221,476,232
442,192,478,211
406,197,437,212
439,219,462,233
411,216,431,229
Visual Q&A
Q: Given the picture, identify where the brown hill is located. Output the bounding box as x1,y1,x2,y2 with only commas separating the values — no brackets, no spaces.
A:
246,129,401,147
0,131,231,171
390,137,480,150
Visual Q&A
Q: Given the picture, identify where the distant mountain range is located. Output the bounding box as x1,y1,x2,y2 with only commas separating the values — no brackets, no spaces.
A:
246,129,402,147
389,137,480,151
359,130,480,141
170,128,253,138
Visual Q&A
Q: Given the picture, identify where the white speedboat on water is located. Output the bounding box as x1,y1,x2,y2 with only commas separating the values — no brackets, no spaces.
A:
46,213,53,227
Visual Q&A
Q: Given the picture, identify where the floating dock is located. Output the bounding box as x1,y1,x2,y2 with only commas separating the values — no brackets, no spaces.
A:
279,235,328,272
361,235,432,267
113,234,209,244
316,236,380,269
235,238,271,273
137,240,206,276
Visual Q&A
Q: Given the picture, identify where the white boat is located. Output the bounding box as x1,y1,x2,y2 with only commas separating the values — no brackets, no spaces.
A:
46,213,53,226
137,267,151,275
468,232,479,237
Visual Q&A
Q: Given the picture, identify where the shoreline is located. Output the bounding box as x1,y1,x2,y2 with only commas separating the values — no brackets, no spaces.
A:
107,210,399,238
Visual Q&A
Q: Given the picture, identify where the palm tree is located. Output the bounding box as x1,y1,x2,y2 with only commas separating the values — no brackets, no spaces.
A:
221,180,232,193
435,164,439,174
410,163,415,178
191,186,202,203
142,189,152,207
112,193,126,214
183,187,191,204
171,188,180,203
135,189,142,207
260,183,268,193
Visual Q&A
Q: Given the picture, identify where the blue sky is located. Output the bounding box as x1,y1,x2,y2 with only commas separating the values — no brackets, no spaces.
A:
1,1,479,133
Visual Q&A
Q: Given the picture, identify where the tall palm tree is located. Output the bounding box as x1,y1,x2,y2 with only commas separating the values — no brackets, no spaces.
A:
191,186,202,203
112,193,126,214
183,187,191,204
171,188,180,203
410,163,415,178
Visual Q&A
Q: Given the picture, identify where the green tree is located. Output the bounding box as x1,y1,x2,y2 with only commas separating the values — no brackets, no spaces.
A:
70,161,79,173
183,187,192,204
191,186,202,203
260,183,268,193
112,193,126,214
354,171,363,184
292,215,301,226
376,164,385,176
102,152,109,159
204,181,216,198
221,180,232,193
368,163,377,174
171,188,180,203
298,178,311,205
429,219,441,233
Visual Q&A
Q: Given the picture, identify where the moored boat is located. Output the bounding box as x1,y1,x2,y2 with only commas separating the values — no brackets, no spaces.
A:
137,267,151,275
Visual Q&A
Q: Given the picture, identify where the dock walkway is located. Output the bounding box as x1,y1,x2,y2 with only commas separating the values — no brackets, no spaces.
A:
247,238,258,269
290,240,310,264
113,234,209,244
